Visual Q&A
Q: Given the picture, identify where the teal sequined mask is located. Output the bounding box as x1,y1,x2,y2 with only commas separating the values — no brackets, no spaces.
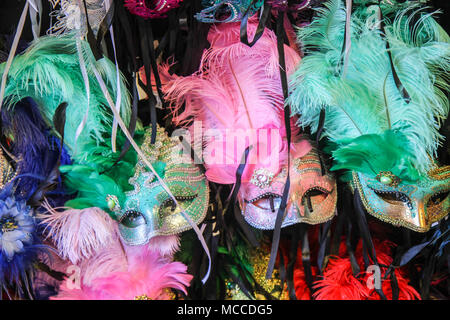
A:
195,0,263,23
352,167,450,233
107,126,209,245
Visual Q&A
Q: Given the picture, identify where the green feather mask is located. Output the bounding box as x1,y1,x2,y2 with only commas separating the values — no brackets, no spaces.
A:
0,34,131,163
287,0,450,232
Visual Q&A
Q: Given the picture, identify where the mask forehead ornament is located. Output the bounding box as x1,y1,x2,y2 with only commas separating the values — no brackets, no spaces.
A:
108,126,209,245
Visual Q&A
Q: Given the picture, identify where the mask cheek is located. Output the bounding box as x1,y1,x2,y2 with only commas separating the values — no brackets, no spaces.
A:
118,222,150,246
291,171,336,217
239,189,283,230
426,189,450,224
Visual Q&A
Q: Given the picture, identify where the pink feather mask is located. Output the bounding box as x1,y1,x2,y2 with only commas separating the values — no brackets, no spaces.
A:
159,18,337,229
37,204,192,299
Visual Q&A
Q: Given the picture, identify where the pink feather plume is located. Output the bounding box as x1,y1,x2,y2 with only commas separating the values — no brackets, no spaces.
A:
160,19,301,184
52,248,193,300
39,204,117,264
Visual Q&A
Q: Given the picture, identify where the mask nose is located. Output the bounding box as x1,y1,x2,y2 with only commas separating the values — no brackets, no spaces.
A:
413,199,429,231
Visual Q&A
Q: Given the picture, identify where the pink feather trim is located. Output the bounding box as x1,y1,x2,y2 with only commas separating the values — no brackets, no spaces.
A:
124,235,181,258
52,249,192,300
160,19,301,184
39,204,117,264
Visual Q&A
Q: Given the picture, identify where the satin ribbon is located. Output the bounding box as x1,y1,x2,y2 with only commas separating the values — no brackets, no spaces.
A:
28,0,42,40
341,0,352,77
74,38,91,153
90,59,211,284
240,0,271,47
103,0,122,153
266,12,292,279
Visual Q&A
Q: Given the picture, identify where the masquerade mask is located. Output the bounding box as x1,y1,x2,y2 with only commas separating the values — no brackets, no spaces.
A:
287,1,449,232
124,0,183,19
353,168,450,233
108,126,209,246
239,139,337,229
162,20,337,230
195,0,263,23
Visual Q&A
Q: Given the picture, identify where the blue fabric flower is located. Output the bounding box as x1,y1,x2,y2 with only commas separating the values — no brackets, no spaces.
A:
0,197,35,262
0,196,41,298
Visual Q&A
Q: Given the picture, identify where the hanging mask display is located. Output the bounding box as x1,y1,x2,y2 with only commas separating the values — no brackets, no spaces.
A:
287,0,450,232
0,0,448,301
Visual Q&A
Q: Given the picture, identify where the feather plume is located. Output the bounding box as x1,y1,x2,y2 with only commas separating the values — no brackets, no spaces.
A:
38,204,117,264
313,256,370,300
77,236,128,286
52,248,192,300
147,235,180,258
287,0,449,178
0,34,131,162
313,239,421,300
58,164,124,210
161,20,301,183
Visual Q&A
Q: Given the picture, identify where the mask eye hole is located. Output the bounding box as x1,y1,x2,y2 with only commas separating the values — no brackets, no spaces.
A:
120,210,146,228
427,191,449,207
372,189,413,210
214,3,232,22
159,195,198,217
245,193,281,212
302,187,330,212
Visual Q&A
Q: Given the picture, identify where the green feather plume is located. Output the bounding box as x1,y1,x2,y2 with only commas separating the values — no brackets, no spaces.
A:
60,164,124,211
287,0,449,180
59,125,145,211
0,33,131,163
331,130,420,183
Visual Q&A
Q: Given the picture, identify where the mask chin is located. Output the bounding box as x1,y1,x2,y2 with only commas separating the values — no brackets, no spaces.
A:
353,171,450,232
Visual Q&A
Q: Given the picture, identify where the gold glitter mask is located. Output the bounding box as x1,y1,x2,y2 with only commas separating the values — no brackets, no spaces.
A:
108,126,209,245
0,148,16,189
353,167,450,233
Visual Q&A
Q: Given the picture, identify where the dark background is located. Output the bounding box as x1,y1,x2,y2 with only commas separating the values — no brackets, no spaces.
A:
0,0,449,47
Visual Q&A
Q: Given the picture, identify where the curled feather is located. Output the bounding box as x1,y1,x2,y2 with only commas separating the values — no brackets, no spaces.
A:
0,34,131,162
287,0,449,176
161,19,301,183
52,248,192,300
38,203,116,264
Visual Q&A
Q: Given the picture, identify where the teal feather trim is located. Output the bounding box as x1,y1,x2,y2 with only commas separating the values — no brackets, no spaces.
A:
60,164,124,211
0,34,131,163
59,127,145,210
287,0,449,178
331,130,420,183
